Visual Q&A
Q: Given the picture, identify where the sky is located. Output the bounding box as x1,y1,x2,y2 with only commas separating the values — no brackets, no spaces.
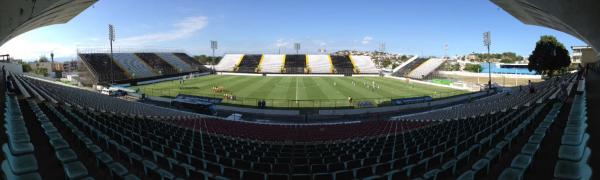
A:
0,0,586,61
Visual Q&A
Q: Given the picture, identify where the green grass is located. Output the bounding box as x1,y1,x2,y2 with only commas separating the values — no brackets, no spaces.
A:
431,79,453,85
133,75,466,108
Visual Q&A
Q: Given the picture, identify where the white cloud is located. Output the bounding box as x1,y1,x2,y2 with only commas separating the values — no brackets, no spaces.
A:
119,16,208,46
0,16,208,61
312,40,327,47
0,35,79,61
275,38,292,48
361,36,373,45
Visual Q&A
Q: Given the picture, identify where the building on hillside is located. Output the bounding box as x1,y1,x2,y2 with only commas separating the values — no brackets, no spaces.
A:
63,60,79,72
571,46,596,65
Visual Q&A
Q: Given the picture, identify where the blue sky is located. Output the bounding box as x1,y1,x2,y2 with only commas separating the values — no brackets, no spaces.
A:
0,0,585,61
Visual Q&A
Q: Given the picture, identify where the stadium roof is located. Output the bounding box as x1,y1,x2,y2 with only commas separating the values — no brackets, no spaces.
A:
0,0,97,46
491,0,600,64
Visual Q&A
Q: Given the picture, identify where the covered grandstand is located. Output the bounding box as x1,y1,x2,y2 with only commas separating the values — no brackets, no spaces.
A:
78,52,210,84
235,55,262,73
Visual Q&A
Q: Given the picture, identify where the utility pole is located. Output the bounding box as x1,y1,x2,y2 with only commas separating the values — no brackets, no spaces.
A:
483,31,492,90
109,24,115,84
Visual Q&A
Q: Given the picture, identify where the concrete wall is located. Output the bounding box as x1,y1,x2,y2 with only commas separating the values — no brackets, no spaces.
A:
0,62,22,74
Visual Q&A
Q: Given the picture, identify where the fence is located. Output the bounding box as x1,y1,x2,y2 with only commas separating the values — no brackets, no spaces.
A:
136,86,465,109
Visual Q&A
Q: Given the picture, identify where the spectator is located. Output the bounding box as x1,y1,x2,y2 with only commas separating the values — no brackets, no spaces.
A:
528,80,535,93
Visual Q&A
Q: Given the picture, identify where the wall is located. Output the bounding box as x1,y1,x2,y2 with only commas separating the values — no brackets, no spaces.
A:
0,62,23,74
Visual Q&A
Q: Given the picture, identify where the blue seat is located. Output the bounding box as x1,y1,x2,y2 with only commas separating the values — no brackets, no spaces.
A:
554,149,592,180
158,168,176,180
471,159,490,178
558,142,588,162
46,131,63,140
1,161,42,180
527,134,544,144
63,161,89,179
3,144,38,174
86,145,103,155
95,152,114,168
510,154,532,170
423,168,440,180
108,162,129,178
49,138,69,150
55,148,78,163
142,160,159,176
7,141,34,155
520,143,539,156
561,133,588,146
123,174,141,180
498,168,523,180
456,170,474,180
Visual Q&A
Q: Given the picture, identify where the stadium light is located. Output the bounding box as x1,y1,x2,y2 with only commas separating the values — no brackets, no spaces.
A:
50,51,54,75
483,31,492,90
211,40,218,72
109,24,115,84
294,43,300,54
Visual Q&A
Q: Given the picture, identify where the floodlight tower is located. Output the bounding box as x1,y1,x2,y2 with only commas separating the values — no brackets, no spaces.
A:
379,43,386,53
211,40,218,71
109,24,115,84
483,31,492,89
444,44,448,59
50,51,54,75
294,43,301,54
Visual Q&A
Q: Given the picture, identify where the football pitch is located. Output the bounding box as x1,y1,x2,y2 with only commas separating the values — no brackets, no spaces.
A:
133,75,467,108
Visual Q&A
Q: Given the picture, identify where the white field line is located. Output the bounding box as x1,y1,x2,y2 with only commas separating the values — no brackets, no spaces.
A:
295,77,299,102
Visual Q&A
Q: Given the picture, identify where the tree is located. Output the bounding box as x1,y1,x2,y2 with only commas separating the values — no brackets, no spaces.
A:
194,55,222,65
39,56,49,62
381,59,392,68
464,64,482,73
34,68,48,76
500,58,515,64
528,35,571,76
21,63,32,72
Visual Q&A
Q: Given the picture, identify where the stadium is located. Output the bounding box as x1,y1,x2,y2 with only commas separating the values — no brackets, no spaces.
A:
0,0,598,180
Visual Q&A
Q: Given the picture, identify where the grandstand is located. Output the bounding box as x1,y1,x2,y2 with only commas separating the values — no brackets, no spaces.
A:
111,53,157,79
306,55,333,74
260,54,285,73
215,54,243,72
79,53,129,82
351,55,379,74
78,52,209,84
391,55,418,74
394,57,428,77
135,53,179,75
407,58,447,79
173,53,211,72
156,53,195,72
284,55,307,74
330,55,355,75
236,55,262,73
